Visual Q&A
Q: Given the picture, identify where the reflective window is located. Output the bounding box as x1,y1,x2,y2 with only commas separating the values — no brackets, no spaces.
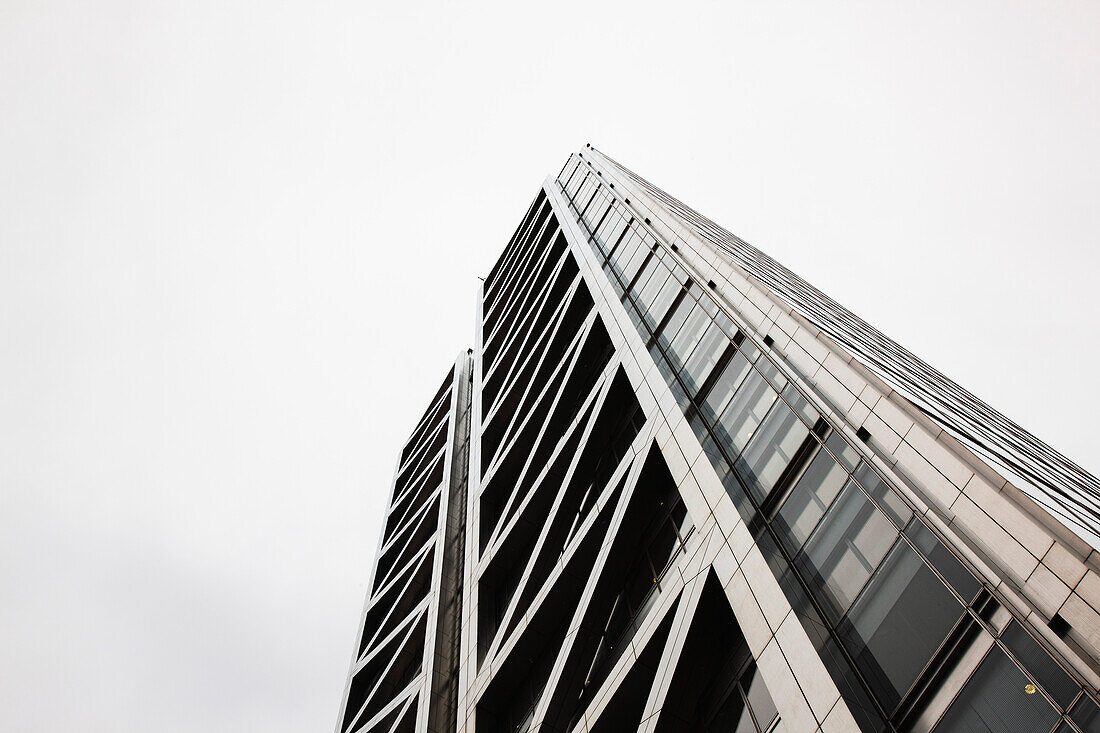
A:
701,350,753,423
756,357,788,392
607,233,646,286
681,323,730,395
840,538,963,710
654,295,695,352
825,431,859,471
715,370,777,456
1070,696,1100,733
705,661,779,733
627,252,661,299
774,450,849,553
854,462,913,528
644,274,685,331
799,482,898,620
934,645,1059,732
741,663,779,732
781,383,820,427
667,305,711,369
737,401,810,503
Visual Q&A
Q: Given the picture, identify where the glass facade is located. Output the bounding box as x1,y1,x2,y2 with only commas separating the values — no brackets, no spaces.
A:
558,153,1100,733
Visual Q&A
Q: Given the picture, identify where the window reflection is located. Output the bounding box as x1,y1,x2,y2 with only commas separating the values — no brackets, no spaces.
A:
737,401,810,503
681,323,729,394
715,371,776,455
701,349,754,424
774,450,849,554
798,482,897,620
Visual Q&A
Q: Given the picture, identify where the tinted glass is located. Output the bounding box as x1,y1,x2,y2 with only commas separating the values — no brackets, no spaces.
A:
781,383,820,427
840,539,963,710
826,432,860,471
1071,695,1100,733
1001,622,1079,709
743,664,778,732
854,462,912,528
934,645,1059,733
904,520,981,603
756,358,788,391
681,324,729,395
609,235,645,285
644,275,684,331
668,306,711,369
655,296,694,352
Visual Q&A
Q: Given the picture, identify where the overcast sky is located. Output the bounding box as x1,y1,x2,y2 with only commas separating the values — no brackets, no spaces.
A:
1,1,1098,730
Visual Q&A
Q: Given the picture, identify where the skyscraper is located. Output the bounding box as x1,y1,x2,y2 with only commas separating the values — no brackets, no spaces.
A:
337,147,1100,733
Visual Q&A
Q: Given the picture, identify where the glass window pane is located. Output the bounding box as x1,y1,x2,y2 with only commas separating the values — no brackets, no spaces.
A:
1001,621,1079,709
799,482,898,620
628,253,661,300
737,401,810,502
742,663,779,732
854,462,912,528
701,350,752,423
781,383,820,427
643,274,683,331
681,324,730,395
716,371,777,456
756,357,788,391
825,432,860,471
774,451,850,554
708,685,751,733
586,197,611,230
904,521,981,603
608,233,645,284
934,645,1060,733
667,306,710,368
1071,695,1100,733
654,296,694,352
840,539,964,711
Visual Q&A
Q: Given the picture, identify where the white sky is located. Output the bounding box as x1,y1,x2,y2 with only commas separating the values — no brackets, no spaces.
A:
1,1,1097,730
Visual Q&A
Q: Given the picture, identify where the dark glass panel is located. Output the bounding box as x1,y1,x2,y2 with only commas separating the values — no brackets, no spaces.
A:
667,306,711,369
628,255,663,303
681,323,729,395
853,462,912,528
643,274,684,331
756,357,788,391
819,637,885,733
742,663,778,732
904,520,981,603
654,295,694,352
839,539,964,711
825,432,860,472
781,383,820,427
934,645,1059,733
1071,695,1100,733
1001,622,1079,709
